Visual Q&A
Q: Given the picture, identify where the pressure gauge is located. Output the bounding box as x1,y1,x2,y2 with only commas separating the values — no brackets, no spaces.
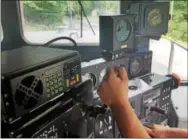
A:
148,8,163,27
130,57,143,77
116,20,131,42
85,72,97,86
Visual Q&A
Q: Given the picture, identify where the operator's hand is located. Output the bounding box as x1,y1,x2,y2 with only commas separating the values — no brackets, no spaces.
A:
145,124,169,138
97,66,129,107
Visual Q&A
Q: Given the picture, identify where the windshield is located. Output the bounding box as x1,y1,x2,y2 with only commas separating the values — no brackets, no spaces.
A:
20,1,120,44
19,1,187,81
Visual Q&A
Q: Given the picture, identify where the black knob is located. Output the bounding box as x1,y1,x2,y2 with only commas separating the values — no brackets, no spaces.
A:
86,105,108,118
150,106,167,115
166,73,181,89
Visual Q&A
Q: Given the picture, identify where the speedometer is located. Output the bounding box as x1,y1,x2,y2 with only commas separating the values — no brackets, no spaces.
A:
148,8,163,27
116,19,131,42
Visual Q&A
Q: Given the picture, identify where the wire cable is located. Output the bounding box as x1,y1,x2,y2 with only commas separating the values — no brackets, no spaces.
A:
77,0,96,35
43,37,77,47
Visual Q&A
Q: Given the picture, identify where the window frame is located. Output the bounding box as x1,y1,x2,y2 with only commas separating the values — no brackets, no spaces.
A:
18,1,121,47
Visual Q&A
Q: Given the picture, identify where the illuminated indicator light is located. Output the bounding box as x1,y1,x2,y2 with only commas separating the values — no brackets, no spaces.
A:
51,91,55,95
100,121,103,129
47,94,50,98
71,76,75,80
70,80,76,86
108,125,112,130
76,74,79,82
55,90,58,94
66,80,69,87
99,131,103,135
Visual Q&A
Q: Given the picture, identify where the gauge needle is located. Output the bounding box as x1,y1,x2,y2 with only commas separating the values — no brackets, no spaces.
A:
153,16,157,20
117,26,122,32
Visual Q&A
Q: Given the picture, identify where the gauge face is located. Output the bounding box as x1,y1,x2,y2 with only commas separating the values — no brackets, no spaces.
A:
85,73,97,86
131,60,140,73
99,69,106,83
130,57,143,76
148,8,163,27
116,20,131,42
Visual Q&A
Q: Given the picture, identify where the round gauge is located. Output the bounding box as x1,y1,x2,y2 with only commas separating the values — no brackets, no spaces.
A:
99,69,106,83
85,72,97,86
116,20,131,42
130,57,143,77
148,8,163,27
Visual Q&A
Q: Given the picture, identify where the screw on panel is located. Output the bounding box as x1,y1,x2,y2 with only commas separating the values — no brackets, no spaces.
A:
9,118,13,122
5,102,9,106
4,93,8,98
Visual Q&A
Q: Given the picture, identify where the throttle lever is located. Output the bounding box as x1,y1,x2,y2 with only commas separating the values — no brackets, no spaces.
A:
150,106,167,115
86,105,109,118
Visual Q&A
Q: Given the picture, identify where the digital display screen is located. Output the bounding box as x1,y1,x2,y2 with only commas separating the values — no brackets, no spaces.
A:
143,88,160,103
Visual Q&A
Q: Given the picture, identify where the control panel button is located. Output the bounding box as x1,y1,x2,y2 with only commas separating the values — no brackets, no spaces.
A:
51,91,55,95
100,121,103,129
99,131,103,135
76,74,79,82
52,74,55,79
50,76,53,80
70,80,76,86
66,80,69,87
55,90,58,94
51,87,54,91
47,89,50,93
47,94,51,98
54,74,57,78
59,87,63,91
46,83,50,87
4,94,8,98
54,79,58,84
58,82,63,87
57,72,62,77
50,81,53,86
55,85,58,89
46,77,49,82
58,78,62,82
108,125,112,130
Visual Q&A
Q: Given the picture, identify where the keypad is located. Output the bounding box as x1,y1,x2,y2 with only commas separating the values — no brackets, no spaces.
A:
45,71,64,98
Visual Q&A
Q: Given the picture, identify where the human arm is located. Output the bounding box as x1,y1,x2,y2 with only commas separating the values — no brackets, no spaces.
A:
145,124,188,138
98,67,150,138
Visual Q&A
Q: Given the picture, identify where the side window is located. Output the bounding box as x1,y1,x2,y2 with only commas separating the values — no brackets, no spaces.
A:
20,1,120,45
167,1,187,81
150,1,187,81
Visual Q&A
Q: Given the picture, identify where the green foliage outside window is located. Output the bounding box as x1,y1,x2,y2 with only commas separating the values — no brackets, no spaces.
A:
22,1,187,43
165,1,188,43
